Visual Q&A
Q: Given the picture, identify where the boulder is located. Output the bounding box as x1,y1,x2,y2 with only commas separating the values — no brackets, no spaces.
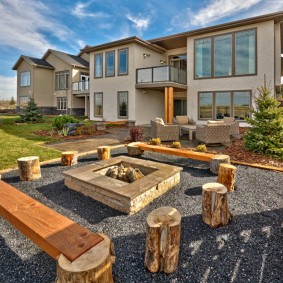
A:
63,123,83,136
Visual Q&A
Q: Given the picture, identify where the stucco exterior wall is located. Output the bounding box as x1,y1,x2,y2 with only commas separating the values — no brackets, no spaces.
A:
274,23,281,90
79,53,89,62
187,20,276,121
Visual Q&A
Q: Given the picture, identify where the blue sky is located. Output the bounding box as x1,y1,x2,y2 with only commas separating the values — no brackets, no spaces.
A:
0,0,282,99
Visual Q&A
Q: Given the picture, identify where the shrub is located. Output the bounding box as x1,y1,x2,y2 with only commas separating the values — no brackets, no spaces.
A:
149,138,161,145
171,141,181,149
196,144,207,152
17,98,43,123
129,126,143,142
52,115,80,130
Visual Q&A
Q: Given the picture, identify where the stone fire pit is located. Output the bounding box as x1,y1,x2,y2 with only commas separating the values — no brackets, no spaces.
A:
63,156,182,214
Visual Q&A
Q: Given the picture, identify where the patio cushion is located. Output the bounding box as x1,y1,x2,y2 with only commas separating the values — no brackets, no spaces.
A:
175,116,188,125
155,117,165,125
223,117,235,124
207,120,224,124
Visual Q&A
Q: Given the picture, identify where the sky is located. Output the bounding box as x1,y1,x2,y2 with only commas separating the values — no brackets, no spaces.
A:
0,0,283,100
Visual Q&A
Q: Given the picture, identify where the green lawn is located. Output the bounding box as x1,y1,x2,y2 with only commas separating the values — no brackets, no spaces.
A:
0,115,62,170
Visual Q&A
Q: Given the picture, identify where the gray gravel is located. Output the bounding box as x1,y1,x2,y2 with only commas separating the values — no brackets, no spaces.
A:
1,148,283,283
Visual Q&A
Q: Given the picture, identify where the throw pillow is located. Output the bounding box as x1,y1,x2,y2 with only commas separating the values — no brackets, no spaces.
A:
155,117,165,125
176,116,188,125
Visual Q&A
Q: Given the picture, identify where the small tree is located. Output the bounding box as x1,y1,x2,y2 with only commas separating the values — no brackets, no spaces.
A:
18,98,43,123
244,78,283,160
9,96,16,105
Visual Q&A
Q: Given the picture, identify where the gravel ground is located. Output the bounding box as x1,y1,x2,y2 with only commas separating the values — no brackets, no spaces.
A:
0,148,283,283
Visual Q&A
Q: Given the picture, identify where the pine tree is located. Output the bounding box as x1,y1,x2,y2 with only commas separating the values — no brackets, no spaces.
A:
18,98,43,123
9,96,16,105
244,78,283,160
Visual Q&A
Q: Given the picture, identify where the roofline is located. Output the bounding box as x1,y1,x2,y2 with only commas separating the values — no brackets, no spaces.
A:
81,36,166,54
149,10,283,44
12,55,55,70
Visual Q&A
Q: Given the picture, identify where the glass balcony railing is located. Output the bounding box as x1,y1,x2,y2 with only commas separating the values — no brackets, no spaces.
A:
72,81,89,91
136,66,187,85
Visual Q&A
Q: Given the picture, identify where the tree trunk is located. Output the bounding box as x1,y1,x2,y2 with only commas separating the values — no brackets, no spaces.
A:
56,233,115,283
61,151,78,166
127,142,144,156
145,206,181,273
17,156,41,181
97,146,110,160
202,182,232,228
210,154,230,174
217,163,237,192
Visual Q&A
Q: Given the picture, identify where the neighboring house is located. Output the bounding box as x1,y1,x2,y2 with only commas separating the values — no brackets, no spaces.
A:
13,49,90,116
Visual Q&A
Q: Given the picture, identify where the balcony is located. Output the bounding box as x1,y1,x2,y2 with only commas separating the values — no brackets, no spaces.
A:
136,66,187,91
72,81,89,94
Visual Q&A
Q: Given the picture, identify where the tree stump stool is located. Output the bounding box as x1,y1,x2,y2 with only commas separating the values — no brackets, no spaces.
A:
127,142,144,156
17,156,41,181
145,206,181,274
97,146,110,160
56,233,115,283
202,182,232,228
61,151,78,166
217,163,237,192
210,154,230,174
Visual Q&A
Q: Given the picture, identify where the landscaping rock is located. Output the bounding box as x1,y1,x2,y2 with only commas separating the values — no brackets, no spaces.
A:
63,123,83,136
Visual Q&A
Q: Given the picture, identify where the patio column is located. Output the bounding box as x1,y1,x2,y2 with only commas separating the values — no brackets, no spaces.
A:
164,87,174,124
164,87,168,123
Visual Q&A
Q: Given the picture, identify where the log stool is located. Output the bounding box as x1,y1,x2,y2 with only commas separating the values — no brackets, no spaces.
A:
217,163,237,192
127,142,144,156
17,156,41,181
210,154,230,174
97,146,110,160
56,233,115,283
145,206,181,273
202,182,232,228
61,151,78,166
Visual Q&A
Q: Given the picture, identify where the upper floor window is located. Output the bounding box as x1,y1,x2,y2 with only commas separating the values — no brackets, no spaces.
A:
94,53,103,78
20,71,31,87
195,29,256,79
118,48,128,75
106,50,115,77
55,71,69,90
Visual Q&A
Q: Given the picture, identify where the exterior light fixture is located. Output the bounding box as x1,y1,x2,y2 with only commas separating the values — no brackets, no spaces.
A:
160,59,166,64
143,53,150,58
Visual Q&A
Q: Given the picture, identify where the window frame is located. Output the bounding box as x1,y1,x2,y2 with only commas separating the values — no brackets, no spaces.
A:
57,97,67,110
20,71,31,87
194,28,257,79
55,71,69,90
117,91,128,118
118,48,129,76
94,53,103,78
94,92,103,117
198,90,252,120
105,50,115,77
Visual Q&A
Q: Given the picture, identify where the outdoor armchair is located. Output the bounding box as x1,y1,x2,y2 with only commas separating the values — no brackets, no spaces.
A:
150,120,179,141
196,124,231,144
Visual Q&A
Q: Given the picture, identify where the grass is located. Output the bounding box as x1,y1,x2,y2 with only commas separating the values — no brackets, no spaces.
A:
0,115,62,170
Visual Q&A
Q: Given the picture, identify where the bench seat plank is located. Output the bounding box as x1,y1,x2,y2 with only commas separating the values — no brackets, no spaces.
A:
0,180,103,262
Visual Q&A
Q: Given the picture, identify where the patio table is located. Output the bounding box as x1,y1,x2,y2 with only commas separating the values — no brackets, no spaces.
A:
180,125,197,140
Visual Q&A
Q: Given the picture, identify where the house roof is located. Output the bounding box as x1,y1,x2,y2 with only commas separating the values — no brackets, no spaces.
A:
149,11,283,50
81,36,166,54
42,49,89,69
12,55,54,70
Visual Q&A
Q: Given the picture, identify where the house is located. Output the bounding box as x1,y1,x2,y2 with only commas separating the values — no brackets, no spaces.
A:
81,11,282,124
13,49,90,116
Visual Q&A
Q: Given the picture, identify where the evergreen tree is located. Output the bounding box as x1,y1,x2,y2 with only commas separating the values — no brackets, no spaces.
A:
244,78,283,160
18,98,43,123
9,96,16,105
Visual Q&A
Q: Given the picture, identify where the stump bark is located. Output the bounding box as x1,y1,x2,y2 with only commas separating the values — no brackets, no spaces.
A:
127,142,144,156
17,156,41,181
217,163,237,192
97,146,110,160
210,154,230,174
202,182,232,228
145,206,181,273
56,233,115,283
61,151,78,166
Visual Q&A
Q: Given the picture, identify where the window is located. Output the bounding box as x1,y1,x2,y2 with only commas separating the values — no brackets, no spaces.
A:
94,92,103,116
194,29,256,78
174,99,187,116
198,91,251,120
118,91,128,118
94,53,103,78
20,71,30,87
118,48,128,75
55,71,69,90
57,97,67,110
106,50,115,77
19,96,30,108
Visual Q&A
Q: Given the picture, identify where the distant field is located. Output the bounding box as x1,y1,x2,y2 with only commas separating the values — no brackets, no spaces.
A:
0,99,16,110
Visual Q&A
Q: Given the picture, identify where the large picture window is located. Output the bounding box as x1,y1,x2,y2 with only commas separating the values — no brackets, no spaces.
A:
118,48,128,75
106,50,115,77
198,91,251,120
20,71,31,87
118,91,128,118
55,71,69,90
195,29,256,79
94,53,103,78
94,92,103,117
57,97,67,110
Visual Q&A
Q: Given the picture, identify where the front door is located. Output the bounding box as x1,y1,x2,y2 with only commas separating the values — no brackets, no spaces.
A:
174,99,187,116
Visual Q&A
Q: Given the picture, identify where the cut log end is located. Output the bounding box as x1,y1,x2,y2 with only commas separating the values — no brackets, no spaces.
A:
210,154,230,174
17,156,41,181
127,142,144,156
97,146,111,160
61,151,78,166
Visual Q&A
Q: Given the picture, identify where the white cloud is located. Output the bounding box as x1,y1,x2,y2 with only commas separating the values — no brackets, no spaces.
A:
0,76,16,100
0,0,74,55
71,1,109,18
126,14,150,33
78,40,87,48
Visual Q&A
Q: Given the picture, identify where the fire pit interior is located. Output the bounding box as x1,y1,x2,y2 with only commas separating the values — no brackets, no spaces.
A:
63,156,182,214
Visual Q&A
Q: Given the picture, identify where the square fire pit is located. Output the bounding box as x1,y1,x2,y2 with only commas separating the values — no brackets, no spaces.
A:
63,156,182,214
